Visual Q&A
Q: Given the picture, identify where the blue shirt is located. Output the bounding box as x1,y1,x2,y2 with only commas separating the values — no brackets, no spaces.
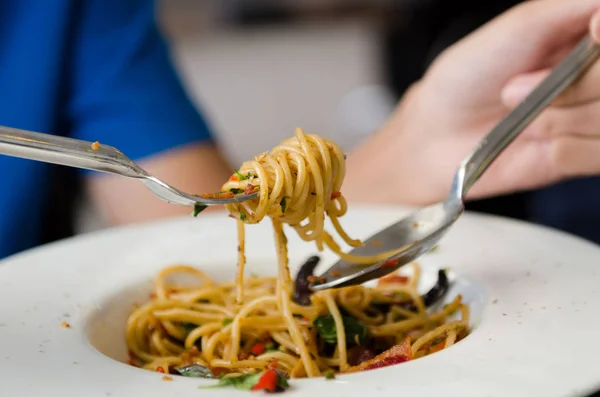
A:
0,0,212,258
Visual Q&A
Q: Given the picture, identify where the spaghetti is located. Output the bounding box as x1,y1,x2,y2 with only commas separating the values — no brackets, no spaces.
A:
222,128,405,304
126,129,470,383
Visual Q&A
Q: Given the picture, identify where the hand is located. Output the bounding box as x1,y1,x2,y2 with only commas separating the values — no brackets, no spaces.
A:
345,0,600,206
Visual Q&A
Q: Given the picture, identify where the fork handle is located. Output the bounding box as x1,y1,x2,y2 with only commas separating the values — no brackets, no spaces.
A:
454,35,600,198
0,125,146,178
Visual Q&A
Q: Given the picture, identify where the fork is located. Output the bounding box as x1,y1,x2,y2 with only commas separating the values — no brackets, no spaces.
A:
0,125,257,206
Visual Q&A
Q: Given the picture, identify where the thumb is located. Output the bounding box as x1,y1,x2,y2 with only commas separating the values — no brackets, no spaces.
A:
502,7,600,108
592,8,600,42
501,69,550,108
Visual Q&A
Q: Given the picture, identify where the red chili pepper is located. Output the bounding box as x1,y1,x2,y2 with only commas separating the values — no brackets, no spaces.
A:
250,342,266,356
156,366,165,373
331,192,342,199
244,184,255,195
252,369,278,392
229,174,239,182
381,258,399,268
379,275,409,285
212,367,228,377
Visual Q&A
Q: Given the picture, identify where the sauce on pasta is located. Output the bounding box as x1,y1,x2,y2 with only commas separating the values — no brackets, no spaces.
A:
126,128,469,386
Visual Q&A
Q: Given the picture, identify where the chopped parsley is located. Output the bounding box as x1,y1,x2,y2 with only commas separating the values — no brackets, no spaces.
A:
202,370,290,392
427,244,439,254
280,197,287,214
234,169,247,181
314,314,369,346
324,369,336,380
181,322,197,335
192,203,208,217
214,373,261,390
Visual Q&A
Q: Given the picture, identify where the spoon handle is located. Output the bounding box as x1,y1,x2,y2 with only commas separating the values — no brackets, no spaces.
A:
455,35,600,198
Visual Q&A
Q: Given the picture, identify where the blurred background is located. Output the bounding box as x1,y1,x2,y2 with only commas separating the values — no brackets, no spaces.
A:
155,0,519,160
157,0,395,165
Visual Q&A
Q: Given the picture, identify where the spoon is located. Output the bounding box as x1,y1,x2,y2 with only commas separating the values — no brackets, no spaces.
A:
0,125,257,207
312,35,600,291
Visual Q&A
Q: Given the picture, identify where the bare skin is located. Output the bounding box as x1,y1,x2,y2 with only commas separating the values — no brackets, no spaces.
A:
86,142,230,225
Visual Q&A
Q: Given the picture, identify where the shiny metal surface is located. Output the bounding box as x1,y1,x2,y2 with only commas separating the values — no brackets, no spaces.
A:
314,35,600,290
0,125,257,206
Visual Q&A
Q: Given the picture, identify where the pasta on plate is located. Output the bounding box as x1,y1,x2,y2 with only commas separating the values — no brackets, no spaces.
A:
126,128,470,391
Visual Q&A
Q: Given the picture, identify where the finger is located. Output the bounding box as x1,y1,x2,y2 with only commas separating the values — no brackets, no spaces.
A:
466,138,556,200
456,0,600,88
555,58,600,106
591,8,600,42
501,69,550,107
502,0,600,53
503,59,600,108
548,135,600,179
522,99,600,139
469,135,600,199
501,7,600,108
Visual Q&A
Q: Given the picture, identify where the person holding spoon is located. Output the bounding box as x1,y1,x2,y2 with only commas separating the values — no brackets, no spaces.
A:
345,0,600,243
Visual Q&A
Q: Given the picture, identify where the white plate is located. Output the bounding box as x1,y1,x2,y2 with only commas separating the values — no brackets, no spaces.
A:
1,205,600,397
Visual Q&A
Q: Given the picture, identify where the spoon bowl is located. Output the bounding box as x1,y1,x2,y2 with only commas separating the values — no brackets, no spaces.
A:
312,199,463,290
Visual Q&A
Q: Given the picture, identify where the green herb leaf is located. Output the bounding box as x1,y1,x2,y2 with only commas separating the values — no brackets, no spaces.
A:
229,188,243,194
234,169,247,181
222,318,233,326
192,203,208,217
181,323,203,349
280,197,287,214
240,212,247,221
314,314,368,346
177,364,216,379
324,369,336,380
181,322,197,335
265,340,276,350
216,373,262,390
427,244,439,254
276,371,290,389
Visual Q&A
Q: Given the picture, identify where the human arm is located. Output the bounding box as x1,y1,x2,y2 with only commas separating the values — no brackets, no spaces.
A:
87,143,230,225
66,1,230,225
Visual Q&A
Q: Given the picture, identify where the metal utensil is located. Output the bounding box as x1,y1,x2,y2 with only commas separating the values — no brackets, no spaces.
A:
313,35,600,291
0,125,257,206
